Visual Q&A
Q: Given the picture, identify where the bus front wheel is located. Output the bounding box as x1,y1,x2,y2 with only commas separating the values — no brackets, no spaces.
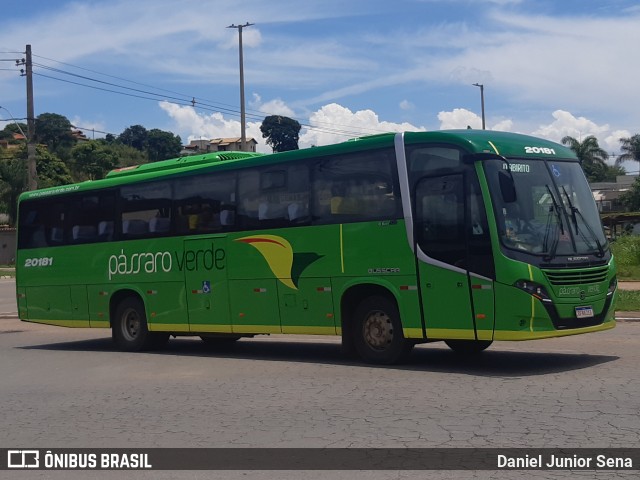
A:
444,339,492,355
352,296,412,365
112,297,168,351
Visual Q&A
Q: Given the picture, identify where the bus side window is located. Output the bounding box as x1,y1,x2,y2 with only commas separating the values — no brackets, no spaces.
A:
312,149,399,224
238,163,310,230
65,193,116,244
18,200,68,249
120,182,171,238
175,172,236,234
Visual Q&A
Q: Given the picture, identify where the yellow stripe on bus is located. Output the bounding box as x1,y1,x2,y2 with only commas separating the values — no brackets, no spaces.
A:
494,321,615,340
26,319,91,328
426,328,476,340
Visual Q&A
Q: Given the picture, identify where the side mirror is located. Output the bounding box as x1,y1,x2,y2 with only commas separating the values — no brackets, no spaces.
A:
498,171,517,203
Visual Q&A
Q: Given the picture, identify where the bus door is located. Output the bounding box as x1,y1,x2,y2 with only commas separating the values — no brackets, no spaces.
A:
414,172,495,341
183,236,232,333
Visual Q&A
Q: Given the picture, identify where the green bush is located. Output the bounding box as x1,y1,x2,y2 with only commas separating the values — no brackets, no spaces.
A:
611,235,640,279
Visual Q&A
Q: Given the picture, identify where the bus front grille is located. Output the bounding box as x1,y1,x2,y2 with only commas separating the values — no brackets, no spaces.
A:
543,266,609,286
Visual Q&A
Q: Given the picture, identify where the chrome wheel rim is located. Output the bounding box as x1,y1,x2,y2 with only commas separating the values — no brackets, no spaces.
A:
121,307,141,342
363,310,393,350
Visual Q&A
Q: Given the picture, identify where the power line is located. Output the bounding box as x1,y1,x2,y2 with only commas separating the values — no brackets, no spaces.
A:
30,53,391,139
34,70,375,139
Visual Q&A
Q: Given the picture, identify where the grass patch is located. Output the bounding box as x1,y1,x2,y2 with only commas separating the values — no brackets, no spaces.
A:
615,264,640,281
611,236,640,280
615,290,640,311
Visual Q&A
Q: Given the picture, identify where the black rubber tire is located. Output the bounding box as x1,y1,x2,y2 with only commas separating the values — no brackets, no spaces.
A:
112,297,165,351
444,339,492,355
352,296,412,364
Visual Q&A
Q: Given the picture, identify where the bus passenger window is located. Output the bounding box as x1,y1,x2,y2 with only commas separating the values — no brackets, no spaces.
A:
312,149,400,224
121,181,171,237
175,172,236,233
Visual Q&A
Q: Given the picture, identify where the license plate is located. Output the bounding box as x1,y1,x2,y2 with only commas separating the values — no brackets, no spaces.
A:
575,306,594,319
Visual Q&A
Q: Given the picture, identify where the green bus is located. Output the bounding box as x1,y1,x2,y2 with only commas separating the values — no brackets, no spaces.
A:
16,130,617,364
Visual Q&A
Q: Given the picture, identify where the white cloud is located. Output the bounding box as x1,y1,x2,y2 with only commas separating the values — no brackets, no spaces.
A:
437,108,514,131
250,95,295,117
603,130,632,155
161,98,633,162
160,101,425,152
299,103,424,148
532,110,610,143
492,119,514,132
529,109,632,154
437,108,482,130
399,100,414,111
430,10,640,126
159,101,269,153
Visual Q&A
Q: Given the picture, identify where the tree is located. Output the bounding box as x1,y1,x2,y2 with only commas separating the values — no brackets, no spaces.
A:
0,145,72,224
71,141,119,180
561,135,610,182
35,146,74,188
620,177,640,211
97,140,147,167
600,164,627,182
617,134,640,168
118,125,149,151
0,123,28,143
147,129,182,162
260,115,301,152
35,112,75,159
0,156,26,225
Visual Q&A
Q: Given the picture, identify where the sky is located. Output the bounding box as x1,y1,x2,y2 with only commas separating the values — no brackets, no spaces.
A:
1,0,639,165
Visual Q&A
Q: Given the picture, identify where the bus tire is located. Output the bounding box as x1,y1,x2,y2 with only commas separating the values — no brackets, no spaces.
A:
112,297,160,352
352,296,412,365
444,339,492,355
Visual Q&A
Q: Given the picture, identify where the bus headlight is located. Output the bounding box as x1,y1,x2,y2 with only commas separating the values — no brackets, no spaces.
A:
607,276,617,297
514,280,553,303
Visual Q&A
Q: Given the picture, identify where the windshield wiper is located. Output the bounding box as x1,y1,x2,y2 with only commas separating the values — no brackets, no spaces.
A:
543,184,564,261
560,186,605,258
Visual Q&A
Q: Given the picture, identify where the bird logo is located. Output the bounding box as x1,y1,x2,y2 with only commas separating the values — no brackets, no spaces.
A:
235,234,322,290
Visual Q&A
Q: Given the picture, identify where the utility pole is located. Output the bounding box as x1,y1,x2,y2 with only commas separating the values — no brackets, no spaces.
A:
227,23,253,152
472,83,486,130
25,44,37,190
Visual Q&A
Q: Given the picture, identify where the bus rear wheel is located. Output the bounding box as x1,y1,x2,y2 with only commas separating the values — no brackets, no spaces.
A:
352,296,412,365
112,297,168,351
444,339,492,355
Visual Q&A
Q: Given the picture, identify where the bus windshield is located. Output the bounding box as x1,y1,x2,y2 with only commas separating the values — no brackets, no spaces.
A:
483,159,608,262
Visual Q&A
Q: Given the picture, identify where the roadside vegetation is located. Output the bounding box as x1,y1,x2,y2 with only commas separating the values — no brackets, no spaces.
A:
610,235,640,310
615,291,640,311
611,235,640,280
0,266,15,278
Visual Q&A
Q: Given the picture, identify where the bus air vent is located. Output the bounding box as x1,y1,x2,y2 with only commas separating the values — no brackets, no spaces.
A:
543,266,609,286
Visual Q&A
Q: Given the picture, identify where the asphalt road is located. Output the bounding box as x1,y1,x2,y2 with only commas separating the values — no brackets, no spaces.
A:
2,278,639,479
2,308,640,479
0,278,16,317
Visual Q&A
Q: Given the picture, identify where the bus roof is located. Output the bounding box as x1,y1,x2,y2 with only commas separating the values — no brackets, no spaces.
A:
403,130,577,159
18,130,577,202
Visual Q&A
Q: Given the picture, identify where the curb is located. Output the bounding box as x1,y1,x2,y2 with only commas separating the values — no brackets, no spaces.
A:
615,312,640,322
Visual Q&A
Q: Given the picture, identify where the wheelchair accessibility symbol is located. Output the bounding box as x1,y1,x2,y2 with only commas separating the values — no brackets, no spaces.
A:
202,281,211,294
